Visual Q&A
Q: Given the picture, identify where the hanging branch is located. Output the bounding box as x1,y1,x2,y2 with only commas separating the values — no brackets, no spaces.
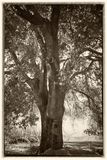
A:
71,87,100,116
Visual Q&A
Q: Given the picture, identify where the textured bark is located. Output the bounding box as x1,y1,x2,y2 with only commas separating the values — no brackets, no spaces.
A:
40,109,64,153
40,113,53,153
39,85,65,153
51,119,63,149
50,88,65,150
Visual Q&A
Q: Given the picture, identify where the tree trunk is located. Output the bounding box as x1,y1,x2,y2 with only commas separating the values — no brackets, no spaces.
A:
34,6,64,153
40,113,63,153
39,85,65,153
40,112,53,153
39,110,63,153
51,119,63,150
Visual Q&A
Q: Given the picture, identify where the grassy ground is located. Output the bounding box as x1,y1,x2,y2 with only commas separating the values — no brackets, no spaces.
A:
4,141,103,156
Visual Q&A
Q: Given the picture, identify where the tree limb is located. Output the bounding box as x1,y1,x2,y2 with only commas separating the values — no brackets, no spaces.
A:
51,5,60,38
4,71,12,75
60,58,71,63
70,61,93,80
72,88,101,115
60,46,102,64
85,46,102,56
85,55,102,61
78,47,102,57
10,50,42,107
10,50,33,87
72,88,95,104
12,5,49,25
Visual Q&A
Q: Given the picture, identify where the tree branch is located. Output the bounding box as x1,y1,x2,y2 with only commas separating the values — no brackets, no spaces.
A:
85,46,102,56
60,58,71,63
78,47,102,57
72,88,95,104
60,46,102,64
85,55,102,61
70,61,93,80
51,5,60,38
4,71,12,75
12,5,49,25
10,50,32,87
72,88,101,114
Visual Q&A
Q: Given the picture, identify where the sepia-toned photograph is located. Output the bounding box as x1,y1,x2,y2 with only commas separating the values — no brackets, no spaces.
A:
3,3,103,156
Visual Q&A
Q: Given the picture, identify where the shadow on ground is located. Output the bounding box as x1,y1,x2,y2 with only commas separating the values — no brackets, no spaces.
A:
5,141,103,157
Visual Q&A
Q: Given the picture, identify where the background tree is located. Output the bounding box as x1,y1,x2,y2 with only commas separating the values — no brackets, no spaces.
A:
4,4,103,153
